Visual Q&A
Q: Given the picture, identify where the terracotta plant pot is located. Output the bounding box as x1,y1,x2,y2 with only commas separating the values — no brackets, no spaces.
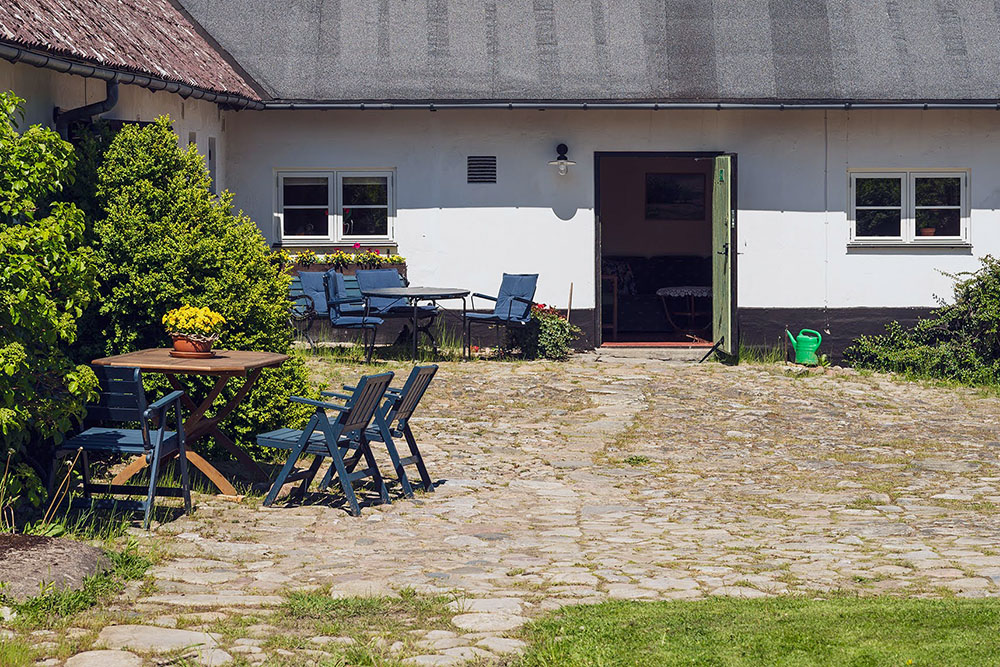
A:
171,334,214,354
918,227,936,236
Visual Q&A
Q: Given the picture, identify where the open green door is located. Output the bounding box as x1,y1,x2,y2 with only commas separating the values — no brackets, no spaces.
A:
712,155,736,356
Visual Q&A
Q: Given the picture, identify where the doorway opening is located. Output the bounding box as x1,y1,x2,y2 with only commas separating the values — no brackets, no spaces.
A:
597,154,718,347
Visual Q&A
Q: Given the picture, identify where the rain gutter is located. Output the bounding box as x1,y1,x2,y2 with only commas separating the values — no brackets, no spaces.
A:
263,100,1000,111
0,42,264,111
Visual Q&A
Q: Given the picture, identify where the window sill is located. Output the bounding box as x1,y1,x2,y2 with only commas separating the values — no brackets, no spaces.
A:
274,240,398,249
847,240,972,250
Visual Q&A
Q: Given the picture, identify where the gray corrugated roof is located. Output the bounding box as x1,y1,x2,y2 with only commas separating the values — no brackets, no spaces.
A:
177,0,1000,103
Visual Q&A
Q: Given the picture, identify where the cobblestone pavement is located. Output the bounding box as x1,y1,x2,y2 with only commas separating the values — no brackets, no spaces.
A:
53,353,1000,665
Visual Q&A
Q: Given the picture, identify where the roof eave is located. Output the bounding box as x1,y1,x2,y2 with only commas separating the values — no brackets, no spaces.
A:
261,98,1000,111
0,41,264,111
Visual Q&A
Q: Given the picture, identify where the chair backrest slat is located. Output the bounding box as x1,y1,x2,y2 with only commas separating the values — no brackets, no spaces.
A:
86,366,147,424
340,372,394,432
392,365,438,423
356,269,406,311
494,273,538,321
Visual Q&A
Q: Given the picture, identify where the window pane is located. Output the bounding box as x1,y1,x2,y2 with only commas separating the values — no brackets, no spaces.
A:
855,209,901,237
283,177,328,206
283,208,328,236
855,178,901,207
343,207,388,236
916,209,961,236
342,177,388,206
915,177,961,207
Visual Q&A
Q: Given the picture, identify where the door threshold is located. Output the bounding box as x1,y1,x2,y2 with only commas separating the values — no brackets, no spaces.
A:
601,341,714,348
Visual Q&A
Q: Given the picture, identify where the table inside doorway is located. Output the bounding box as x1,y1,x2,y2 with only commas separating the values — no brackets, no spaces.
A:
92,348,289,496
656,285,712,341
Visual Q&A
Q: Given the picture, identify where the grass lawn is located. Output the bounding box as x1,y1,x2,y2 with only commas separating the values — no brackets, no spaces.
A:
519,596,1000,666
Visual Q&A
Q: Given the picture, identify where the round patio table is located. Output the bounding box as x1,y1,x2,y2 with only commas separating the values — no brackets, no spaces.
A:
361,286,470,360
92,348,289,497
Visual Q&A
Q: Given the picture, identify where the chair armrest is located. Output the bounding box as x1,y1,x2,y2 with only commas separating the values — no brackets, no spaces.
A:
289,396,349,412
329,296,366,306
472,293,497,301
342,385,400,395
321,390,353,400
511,296,534,305
146,390,185,416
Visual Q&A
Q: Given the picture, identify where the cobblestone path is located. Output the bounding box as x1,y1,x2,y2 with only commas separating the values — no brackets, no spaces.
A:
57,354,1000,665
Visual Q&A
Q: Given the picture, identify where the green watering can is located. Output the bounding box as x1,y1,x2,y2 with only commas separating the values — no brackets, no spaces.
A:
786,328,823,366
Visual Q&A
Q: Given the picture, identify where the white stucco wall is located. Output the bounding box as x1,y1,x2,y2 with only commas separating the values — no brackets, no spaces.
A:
225,107,1000,312
0,60,227,190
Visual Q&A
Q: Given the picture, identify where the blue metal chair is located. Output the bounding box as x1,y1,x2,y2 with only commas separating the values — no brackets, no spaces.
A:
463,273,538,354
256,372,394,516
323,269,383,362
328,365,438,497
288,271,326,350
50,366,192,530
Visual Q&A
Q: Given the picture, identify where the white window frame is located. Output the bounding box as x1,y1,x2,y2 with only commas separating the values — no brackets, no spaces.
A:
337,171,395,243
848,169,970,247
275,169,395,245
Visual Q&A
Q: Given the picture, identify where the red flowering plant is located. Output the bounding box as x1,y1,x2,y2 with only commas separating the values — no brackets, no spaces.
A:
505,302,581,360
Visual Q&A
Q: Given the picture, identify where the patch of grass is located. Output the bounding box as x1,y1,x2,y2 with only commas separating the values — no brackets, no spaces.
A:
280,587,455,638
624,455,652,466
518,596,1000,666
0,639,35,667
4,541,150,630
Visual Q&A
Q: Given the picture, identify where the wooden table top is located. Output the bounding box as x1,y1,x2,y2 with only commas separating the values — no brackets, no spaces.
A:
92,348,290,375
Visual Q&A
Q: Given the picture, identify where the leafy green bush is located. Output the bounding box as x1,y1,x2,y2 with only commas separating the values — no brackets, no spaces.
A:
0,91,100,498
83,116,311,456
844,256,1000,385
506,304,581,360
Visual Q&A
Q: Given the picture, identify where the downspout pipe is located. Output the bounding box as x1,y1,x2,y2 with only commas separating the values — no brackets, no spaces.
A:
0,42,264,111
54,79,118,136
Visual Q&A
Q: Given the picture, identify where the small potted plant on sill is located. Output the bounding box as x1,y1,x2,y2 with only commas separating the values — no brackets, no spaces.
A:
163,305,226,358
918,223,937,237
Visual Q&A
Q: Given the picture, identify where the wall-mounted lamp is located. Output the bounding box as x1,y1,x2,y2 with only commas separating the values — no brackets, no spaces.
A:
548,143,576,176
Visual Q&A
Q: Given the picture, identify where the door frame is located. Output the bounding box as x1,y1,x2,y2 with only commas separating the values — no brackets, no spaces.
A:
593,151,738,348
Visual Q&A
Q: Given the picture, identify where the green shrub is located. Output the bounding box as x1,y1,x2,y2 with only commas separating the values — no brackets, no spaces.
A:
0,91,100,500
506,304,581,360
82,116,311,457
844,255,1000,385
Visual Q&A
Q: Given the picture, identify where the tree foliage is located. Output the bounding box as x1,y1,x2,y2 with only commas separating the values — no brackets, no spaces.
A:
0,92,99,499
84,116,311,455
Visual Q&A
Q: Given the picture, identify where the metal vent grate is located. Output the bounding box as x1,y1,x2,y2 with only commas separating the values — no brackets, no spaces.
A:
467,155,497,183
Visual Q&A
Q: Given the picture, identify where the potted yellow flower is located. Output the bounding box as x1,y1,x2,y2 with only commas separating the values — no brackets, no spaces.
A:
162,305,226,358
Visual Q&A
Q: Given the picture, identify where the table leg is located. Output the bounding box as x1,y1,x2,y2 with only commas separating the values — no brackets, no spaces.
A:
462,297,468,359
112,369,269,493
412,298,418,361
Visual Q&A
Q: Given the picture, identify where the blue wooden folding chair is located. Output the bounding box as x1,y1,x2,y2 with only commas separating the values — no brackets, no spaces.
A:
256,372,394,515
325,365,438,497
49,366,192,530
463,273,538,355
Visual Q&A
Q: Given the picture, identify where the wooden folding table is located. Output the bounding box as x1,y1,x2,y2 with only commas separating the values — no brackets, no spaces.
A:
92,348,289,497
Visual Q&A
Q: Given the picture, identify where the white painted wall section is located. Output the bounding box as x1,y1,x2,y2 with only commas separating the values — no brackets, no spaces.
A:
227,107,1000,312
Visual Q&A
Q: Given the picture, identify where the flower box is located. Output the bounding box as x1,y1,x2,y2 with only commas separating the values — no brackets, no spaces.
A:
290,262,407,278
